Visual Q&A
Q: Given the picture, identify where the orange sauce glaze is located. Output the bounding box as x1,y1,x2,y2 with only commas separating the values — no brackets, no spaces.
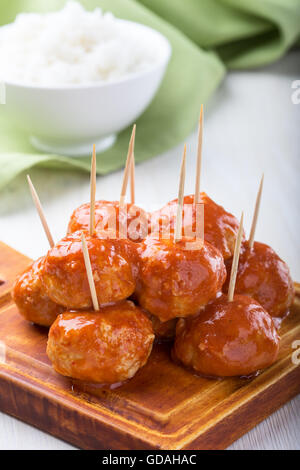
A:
67,200,149,242
150,314,178,341
40,230,138,309
151,193,243,260
224,241,294,318
173,294,280,377
135,233,226,322
47,301,155,384
12,257,64,327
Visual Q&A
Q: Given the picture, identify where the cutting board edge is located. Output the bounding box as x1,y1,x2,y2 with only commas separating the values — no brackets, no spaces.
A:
0,354,299,450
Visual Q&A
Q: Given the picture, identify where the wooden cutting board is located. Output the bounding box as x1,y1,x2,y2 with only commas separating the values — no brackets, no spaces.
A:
0,240,299,450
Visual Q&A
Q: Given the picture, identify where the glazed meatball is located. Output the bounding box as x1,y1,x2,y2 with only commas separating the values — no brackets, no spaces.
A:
47,301,154,384
40,231,136,309
12,257,64,327
224,241,294,318
135,234,226,322
151,193,243,260
173,294,279,377
67,200,149,242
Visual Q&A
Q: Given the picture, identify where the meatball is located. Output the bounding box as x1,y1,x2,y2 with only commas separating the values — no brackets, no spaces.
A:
40,231,136,309
47,301,154,384
173,294,280,377
135,234,226,322
224,241,294,318
67,200,149,242
12,257,64,327
151,193,243,260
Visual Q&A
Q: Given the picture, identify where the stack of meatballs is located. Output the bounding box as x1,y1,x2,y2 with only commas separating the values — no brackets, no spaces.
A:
12,193,294,385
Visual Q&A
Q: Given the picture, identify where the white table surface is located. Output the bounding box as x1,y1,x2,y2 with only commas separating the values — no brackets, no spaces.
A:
0,50,299,450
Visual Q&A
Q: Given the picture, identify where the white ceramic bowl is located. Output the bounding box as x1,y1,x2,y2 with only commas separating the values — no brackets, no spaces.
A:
2,20,171,157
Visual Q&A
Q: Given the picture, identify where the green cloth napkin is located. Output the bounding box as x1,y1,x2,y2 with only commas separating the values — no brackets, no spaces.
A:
0,0,299,190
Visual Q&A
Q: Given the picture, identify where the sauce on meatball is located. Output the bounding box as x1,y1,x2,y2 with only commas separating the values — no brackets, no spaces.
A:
224,241,294,318
12,257,64,327
40,231,137,309
135,234,226,322
151,193,243,260
47,301,154,384
150,314,177,341
173,294,280,377
67,200,149,242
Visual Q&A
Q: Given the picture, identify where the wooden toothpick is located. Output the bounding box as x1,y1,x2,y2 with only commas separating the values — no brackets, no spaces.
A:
130,149,135,205
174,145,187,243
228,212,244,302
120,124,136,206
194,105,203,204
81,232,99,311
89,144,97,237
249,174,264,249
27,175,54,248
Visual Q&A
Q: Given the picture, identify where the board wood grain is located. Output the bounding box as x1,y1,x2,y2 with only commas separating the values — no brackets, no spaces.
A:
0,241,299,450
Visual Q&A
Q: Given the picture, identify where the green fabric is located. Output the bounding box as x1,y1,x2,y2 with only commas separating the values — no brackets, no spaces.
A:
0,0,299,190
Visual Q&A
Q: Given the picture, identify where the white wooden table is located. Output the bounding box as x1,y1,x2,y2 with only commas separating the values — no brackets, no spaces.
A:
0,51,299,450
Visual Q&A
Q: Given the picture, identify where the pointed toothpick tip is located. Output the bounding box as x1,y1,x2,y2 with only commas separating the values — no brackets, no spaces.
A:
199,103,203,122
249,174,264,249
195,105,203,204
120,124,136,205
129,124,136,148
27,174,54,248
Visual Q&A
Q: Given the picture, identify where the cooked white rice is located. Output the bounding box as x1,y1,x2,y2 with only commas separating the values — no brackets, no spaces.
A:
0,1,161,86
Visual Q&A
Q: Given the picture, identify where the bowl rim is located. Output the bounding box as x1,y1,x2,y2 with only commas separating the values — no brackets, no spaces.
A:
0,18,172,91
